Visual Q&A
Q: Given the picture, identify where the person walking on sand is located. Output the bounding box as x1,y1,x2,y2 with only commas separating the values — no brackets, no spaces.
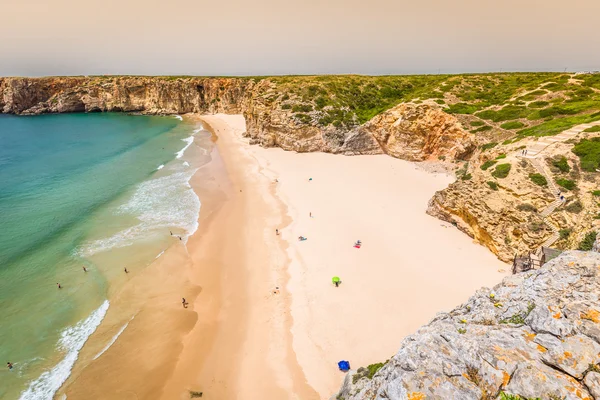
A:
309,212,312,218
124,267,129,274
170,231,173,236
276,228,279,235
7,362,13,370
82,266,87,272
182,298,187,308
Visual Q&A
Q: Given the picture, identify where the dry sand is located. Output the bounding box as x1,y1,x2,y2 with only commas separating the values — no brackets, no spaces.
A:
195,114,507,397
60,113,507,399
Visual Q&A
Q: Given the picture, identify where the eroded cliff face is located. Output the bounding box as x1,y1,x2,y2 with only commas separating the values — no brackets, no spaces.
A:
0,76,252,115
335,250,600,400
0,77,473,163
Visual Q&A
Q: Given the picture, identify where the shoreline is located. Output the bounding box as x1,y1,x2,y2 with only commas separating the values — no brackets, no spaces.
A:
57,112,507,399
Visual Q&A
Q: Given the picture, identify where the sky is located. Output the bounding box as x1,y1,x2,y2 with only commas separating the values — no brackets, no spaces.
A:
1,0,599,76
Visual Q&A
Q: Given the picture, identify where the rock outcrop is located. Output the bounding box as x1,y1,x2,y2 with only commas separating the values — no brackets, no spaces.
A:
334,251,600,400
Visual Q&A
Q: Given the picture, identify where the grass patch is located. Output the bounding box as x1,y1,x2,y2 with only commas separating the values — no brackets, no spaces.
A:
470,120,485,127
476,105,529,122
552,156,570,173
584,125,600,133
496,153,507,159
446,102,481,115
528,101,550,108
529,173,548,186
492,163,512,178
292,104,313,113
556,178,576,191
481,160,497,170
487,181,499,190
518,114,600,137
481,142,498,151
572,137,600,172
500,121,525,130
592,190,600,197
471,125,492,133
579,231,598,251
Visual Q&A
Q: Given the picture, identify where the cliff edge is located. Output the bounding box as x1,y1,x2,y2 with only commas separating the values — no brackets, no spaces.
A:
334,250,600,400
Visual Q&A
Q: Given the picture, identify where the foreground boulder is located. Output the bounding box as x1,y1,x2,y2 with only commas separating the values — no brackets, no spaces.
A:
334,251,600,400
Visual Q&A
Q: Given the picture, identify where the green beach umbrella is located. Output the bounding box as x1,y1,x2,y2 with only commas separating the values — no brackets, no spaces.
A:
332,276,341,284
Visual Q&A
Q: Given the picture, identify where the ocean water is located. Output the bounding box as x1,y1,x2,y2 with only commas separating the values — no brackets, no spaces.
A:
0,113,209,399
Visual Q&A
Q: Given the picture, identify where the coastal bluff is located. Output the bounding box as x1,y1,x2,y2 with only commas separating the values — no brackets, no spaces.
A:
334,250,600,400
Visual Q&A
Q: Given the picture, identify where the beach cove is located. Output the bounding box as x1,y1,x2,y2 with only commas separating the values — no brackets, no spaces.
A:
95,114,505,399
5,113,507,399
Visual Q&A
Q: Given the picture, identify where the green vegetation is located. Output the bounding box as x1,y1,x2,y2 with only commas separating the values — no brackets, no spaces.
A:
461,173,472,180
528,101,550,108
457,328,466,334
565,201,583,213
592,190,600,197
518,114,600,137
366,362,385,379
447,103,479,114
471,125,492,133
551,156,570,173
517,203,537,212
351,361,388,384
572,137,600,172
529,173,548,186
189,391,203,398
496,153,507,159
584,125,600,133
579,231,598,250
500,303,536,325
292,104,313,113
559,229,572,240
481,142,498,151
476,106,529,122
281,104,291,110
487,181,499,190
492,163,512,178
556,178,576,191
470,120,485,127
500,121,525,130
294,113,312,124
481,160,497,170
499,393,541,400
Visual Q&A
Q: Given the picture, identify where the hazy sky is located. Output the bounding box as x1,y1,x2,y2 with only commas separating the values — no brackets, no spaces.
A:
1,0,599,76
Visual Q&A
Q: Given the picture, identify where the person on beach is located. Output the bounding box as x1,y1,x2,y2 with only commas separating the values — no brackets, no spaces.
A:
7,362,13,370
82,266,87,272
182,298,187,308
124,267,129,274
170,231,173,236
276,229,279,235
57,283,61,289
309,212,312,218
179,236,182,241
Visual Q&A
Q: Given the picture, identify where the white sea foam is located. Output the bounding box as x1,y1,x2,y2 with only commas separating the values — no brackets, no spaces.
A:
157,164,164,170
19,301,110,400
155,250,165,259
77,168,201,257
176,136,194,159
182,161,190,167
93,316,134,360
174,115,183,121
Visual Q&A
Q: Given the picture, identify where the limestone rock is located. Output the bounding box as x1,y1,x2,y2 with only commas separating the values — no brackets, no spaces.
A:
333,251,600,400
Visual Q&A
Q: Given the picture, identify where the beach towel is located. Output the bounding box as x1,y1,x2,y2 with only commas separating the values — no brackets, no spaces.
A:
354,244,361,249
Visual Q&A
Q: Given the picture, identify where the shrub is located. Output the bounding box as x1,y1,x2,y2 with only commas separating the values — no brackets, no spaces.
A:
565,201,583,213
579,231,598,251
294,113,312,124
481,160,497,170
366,362,385,379
552,156,571,173
500,121,525,130
292,104,313,113
517,203,537,212
492,163,512,178
470,120,485,127
447,103,480,114
487,181,499,190
572,137,600,172
281,104,291,110
559,229,572,240
529,173,548,186
592,190,600,196
281,94,290,101
472,125,492,133
435,99,445,105
481,142,498,151
496,153,507,159
556,178,576,190
584,125,600,133
314,96,329,109
528,101,550,108
461,173,472,180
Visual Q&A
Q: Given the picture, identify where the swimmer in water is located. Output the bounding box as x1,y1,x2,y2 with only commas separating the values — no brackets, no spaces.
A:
57,283,62,289
7,362,13,370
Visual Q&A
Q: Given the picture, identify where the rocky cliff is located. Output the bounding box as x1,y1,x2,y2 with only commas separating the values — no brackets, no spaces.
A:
335,250,600,400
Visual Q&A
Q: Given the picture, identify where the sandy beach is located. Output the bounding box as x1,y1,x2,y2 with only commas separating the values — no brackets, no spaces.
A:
58,113,506,399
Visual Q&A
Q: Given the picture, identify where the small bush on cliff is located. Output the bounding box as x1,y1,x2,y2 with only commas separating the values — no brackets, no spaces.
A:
481,160,497,170
471,125,492,133
500,121,525,130
470,120,485,127
552,156,570,173
517,203,538,212
584,125,600,133
446,103,480,114
492,163,512,178
496,153,507,159
592,190,600,197
529,173,548,186
556,178,576,191
559,229,572,240
487,181,499,190
565,200,583,213
294,113,312,124
481,142,499,151
292,104,313,113
281,104,291,110
579,231,597,250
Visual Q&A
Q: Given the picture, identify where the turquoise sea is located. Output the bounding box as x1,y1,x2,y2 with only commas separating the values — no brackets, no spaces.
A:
0,113,207,399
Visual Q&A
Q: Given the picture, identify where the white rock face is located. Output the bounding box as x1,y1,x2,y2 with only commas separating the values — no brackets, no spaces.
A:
334,251,600,400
